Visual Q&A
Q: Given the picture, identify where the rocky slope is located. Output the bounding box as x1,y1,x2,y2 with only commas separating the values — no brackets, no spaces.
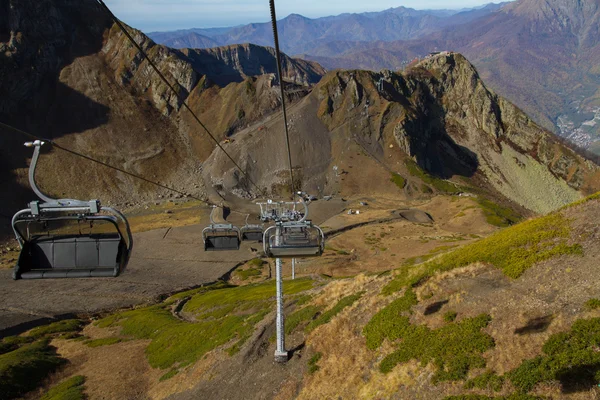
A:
204,52,600,214
1,0,598,225
0,0,325,222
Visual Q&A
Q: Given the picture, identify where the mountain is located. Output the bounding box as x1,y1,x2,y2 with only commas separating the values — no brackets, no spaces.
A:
205,52,600,214
162,32,221,49
0,0,325,221
148,4,508,55
181,43,326,87
302,0,600,155
2,0,598,219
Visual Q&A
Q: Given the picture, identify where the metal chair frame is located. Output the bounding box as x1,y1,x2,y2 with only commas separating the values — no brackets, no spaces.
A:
202,206,241,251
11,140,133,280
261,193,325,258
240,215,264,242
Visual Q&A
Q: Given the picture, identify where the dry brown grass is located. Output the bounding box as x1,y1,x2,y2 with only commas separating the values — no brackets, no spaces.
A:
126,201,207,234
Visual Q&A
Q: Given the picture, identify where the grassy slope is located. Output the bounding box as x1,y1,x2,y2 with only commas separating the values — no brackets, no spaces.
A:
3,195,599,399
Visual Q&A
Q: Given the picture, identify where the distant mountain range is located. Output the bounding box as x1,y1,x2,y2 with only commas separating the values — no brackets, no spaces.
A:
147,4,508,55
148,0,600,155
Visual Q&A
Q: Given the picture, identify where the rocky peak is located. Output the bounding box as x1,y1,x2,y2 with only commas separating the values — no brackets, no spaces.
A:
315,52,600,212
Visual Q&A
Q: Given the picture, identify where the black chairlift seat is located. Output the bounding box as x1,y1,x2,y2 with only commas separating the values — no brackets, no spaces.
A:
203,224,240,251
241,225,264,241
13,220,128,279
263,221,324,258
240,215,264,241
11,141,133,280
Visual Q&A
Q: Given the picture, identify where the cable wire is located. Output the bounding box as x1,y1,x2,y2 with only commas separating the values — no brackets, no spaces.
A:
95,0,264,197
269,0,296,199
0,120,217,208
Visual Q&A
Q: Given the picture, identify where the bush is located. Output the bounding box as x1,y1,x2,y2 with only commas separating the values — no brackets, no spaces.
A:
0,339,65,399
306,292,364,332
383,213,582,295
391,173,407,189
377,314,494,382
584,298,600,310
464,370,504,391
40,375,86,400
508,318,600,393
308,352,322,374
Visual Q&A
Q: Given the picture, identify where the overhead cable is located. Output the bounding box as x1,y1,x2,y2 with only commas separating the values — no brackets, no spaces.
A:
95,0,264,196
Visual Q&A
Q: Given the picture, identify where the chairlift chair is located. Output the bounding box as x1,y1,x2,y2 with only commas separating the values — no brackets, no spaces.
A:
262,193,325,258
240,215,264,242
263,221,324,258
202,206,240,251
11,141,133,280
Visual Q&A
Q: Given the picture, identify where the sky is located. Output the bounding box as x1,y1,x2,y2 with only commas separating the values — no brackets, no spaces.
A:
103,0,511,33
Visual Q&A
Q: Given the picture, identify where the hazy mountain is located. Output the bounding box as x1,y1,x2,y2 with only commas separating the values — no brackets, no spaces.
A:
162,32,221,49
148,4,507,55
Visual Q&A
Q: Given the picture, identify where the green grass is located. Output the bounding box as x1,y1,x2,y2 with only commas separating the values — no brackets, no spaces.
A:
444,311,458,323
0,336,32,355
308,352,322,374
166,282,234,302
286,305,322,335
363,289,418,350
293,294,313,306
383,213,582,294
508,317,600,393
464,370,504,391
391,173,407,189
40,375,86,400
476,197,522,227
405,159,463,194
96,279,314,371
235,267,262,281
584,298,600,310
159,369,179,382
248,258,264,268
0,339,66,399
421,184,434,194
83,337,123,348
560,191,600,210
378,314,494,382
306,292,364,332
27,320,84,340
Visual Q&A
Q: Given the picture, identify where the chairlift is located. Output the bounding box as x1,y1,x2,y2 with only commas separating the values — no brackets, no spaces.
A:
262,194,325,258
11,141,133,280
202,206,240,251
240,215,264,242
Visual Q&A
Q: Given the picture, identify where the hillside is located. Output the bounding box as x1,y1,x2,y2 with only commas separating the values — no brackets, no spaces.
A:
302,0,600,156
0,0,325,223
3,193,599,400
204,51,600,214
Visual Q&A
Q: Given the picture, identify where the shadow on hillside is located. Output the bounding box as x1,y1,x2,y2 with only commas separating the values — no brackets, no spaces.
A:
558,363,600,394
0,82,111,230
382,73,479,179
514,315,553,335
0,0,114,235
